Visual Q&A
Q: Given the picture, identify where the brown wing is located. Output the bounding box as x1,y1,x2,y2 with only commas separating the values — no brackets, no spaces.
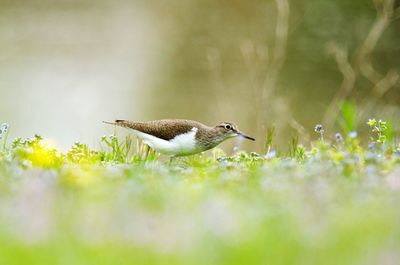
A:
106,119,205,141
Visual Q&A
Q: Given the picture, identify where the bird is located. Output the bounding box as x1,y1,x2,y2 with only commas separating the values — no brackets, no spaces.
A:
103,119,255,157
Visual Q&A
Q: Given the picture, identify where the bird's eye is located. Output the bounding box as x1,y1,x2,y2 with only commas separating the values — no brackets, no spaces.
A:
225,124,232,130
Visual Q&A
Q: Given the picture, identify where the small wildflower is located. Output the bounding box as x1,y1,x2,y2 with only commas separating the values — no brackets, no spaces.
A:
314,124,325,141
1,123,9,131
335,133,344,143
348,131,358,139
368,143,375,151
366,165,377,176
377,135,387,144
368,118,388,144
0,123,9,139
379,120,387,130
265,149,277,159
367,119,376,127
314,124,324,134
395,147,400,156
365,152,376,163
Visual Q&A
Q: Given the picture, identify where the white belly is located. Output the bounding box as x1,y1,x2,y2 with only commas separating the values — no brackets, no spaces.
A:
133,127,201,156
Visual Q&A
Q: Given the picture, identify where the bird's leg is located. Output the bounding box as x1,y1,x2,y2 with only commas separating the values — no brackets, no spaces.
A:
149,148,157,158
136,138,140,155
143,144,150,161
169,156,176,166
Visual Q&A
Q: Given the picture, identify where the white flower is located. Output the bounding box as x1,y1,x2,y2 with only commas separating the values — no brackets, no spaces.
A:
314,124,324,134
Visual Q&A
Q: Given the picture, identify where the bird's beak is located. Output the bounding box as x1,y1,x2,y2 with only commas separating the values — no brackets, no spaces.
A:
237,131,255,141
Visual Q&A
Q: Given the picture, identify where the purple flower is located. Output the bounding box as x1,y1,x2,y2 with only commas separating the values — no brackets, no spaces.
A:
0,123,9,139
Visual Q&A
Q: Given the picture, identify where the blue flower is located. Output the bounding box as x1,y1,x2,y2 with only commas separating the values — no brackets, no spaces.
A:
368,143,375,150
335,133,343,143
395,148,400,156
265,149,277,159
348,131,358,139
0,123,9,139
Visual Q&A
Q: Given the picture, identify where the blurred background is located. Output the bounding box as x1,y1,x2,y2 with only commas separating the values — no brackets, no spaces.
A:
0,0,399,152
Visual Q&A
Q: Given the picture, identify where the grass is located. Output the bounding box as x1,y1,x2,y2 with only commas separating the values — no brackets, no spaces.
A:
0,121,400,265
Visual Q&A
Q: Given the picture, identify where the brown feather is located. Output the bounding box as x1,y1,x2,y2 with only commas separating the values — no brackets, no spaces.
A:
105,119,210,141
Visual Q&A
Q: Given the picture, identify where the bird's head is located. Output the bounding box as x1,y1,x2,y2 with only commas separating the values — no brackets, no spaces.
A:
215,122,255,141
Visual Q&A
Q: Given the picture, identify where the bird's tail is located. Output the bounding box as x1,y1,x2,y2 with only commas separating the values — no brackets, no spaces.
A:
103,121,116,126
103,120,135,129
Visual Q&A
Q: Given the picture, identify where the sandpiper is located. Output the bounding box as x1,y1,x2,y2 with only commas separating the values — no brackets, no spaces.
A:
103,119,255,157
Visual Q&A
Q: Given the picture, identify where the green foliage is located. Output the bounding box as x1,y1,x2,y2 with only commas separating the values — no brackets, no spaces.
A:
286,136,306,161
338,101,357,133
264,127,275,153
100,134,145,163
367,118,390,144
67,142,102,164
10,135,63,169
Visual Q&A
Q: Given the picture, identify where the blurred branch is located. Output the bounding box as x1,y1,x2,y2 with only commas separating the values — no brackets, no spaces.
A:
262,0,290,99
206,48,226,114
371,70,399,98
289,118,311,142
323,43,356,128
240,41,269,138
362,69,399,114
240,1,309,143
272,0,290,75
394,6,400,20
357,0,399,116
323,0,398,131
240,41,269,97
257,0,293,143
357,0,395,84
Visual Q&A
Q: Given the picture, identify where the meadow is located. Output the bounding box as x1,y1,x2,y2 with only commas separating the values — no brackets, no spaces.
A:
0,119,399,265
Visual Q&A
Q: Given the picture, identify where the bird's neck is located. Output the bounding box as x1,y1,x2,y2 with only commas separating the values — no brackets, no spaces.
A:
195,127,227,150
